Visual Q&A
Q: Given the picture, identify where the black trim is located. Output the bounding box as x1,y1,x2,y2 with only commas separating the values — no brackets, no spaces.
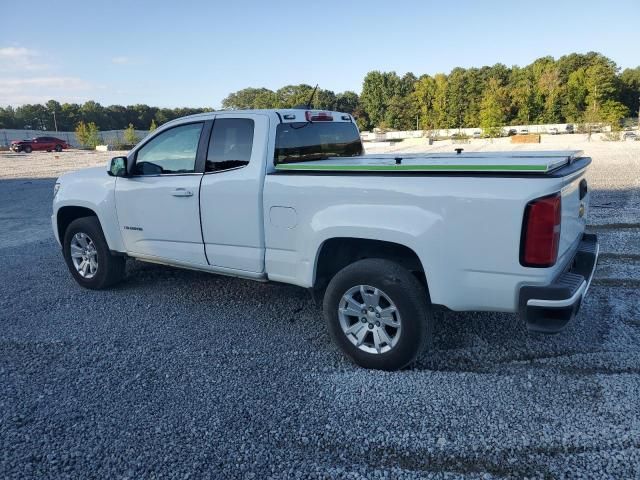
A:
269,156,593,179
579,178,588,200
195,120,214,173
197,174,210,265
518,233,598,334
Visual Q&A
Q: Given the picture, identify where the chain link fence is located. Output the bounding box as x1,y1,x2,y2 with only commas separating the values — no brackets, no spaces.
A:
0,129,150,148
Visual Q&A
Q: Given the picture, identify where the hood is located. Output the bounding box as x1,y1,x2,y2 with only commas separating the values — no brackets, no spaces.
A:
11,139,29,144
58,166,109,183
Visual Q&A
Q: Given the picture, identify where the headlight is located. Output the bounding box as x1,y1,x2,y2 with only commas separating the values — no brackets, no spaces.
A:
53,183,61,197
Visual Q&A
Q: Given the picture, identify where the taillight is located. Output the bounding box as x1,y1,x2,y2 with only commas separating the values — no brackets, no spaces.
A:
520,193,561,267
305,111,333,122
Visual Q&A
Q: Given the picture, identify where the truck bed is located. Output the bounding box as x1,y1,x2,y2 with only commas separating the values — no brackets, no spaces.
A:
275,150,584,174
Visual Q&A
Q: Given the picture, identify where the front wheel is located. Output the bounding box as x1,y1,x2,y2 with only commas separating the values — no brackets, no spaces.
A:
23,145,32,153
55,144,62,152
62,216,126,289
323,258,432,370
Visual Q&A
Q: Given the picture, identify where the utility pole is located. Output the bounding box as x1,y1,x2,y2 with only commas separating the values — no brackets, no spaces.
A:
52,110,58,132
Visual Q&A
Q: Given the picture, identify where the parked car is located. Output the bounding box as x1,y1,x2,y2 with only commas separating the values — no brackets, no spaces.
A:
506,128,517,136
565,124,575,134
10,136,71,153
520,128,529,134
622,131,638,140
472,130,481,138
548,127,559,135
52,109,598,370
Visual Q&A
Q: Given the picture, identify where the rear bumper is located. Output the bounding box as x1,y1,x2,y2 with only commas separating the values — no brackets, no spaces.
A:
518,233,599,333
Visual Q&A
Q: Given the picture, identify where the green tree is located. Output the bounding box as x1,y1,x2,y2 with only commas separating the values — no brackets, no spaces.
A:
335,91,360,114
360,71,402,128
59,103,81,131
584,62,619,123
446,68,467,129
509,66,536,124
413,74,437,131
124,123,139,145
480,78,508,136
221,87,277,109
432,73,449,129
383,95,418,130
275,84,316,108
537,66,562,122
0,106,17,128
600,100,629,130
563,68,588,122
75,121,100,148
620,67,640,119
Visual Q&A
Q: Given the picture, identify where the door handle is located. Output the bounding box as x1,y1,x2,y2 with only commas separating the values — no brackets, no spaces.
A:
171,188,194,197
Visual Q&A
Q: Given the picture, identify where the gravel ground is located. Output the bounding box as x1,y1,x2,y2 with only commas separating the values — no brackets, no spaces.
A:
1,139,639,479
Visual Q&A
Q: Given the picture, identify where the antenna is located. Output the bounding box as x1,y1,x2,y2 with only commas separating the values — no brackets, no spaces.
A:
306,84,318,109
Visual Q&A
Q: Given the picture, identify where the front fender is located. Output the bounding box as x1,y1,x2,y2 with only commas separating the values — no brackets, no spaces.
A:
53,167,125,252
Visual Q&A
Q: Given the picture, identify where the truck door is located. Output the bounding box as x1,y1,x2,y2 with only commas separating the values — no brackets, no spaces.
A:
199,114,269,273
114,121,208,265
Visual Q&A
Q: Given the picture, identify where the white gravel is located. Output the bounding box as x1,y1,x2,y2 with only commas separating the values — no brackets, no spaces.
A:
0,135,639,478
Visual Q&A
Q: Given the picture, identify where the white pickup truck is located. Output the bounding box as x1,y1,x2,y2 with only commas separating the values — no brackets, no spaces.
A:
52,109,599,370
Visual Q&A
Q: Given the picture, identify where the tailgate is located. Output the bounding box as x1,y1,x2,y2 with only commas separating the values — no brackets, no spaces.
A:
559,172,589,259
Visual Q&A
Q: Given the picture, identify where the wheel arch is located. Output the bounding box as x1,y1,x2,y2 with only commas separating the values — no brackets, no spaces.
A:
57,206,99,245
313,237,429,294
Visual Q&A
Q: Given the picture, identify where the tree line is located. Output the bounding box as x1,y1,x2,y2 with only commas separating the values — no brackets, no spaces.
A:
221,52,639,132
0,101,212,132
1,52,638,134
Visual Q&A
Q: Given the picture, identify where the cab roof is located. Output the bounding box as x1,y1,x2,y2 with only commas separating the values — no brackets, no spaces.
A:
163,109,353,128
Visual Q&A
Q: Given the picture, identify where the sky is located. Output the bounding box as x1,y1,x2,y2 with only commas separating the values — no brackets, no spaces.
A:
1,0,637,108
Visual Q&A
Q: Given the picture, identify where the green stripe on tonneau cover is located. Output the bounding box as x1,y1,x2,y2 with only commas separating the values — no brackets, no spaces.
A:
275,163,549,172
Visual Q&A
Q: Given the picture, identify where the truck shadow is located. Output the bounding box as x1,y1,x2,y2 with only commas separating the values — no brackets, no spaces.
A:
120,244,635,375
412,284,632,373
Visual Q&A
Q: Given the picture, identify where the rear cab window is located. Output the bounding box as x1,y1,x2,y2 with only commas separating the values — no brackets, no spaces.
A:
275,121,362,164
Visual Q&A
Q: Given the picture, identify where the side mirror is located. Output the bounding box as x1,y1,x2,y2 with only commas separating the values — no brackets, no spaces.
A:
108,156,128,177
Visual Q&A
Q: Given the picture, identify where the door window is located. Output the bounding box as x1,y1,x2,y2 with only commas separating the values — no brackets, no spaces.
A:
206,118,254,172
133,123,203,175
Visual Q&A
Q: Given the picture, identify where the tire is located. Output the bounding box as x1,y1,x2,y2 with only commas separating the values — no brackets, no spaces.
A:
323,258,432,371
62,216,126,290
55,144,62,152
24,145,32,153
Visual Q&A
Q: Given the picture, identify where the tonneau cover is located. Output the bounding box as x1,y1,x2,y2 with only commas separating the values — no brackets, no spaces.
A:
275,150,584,174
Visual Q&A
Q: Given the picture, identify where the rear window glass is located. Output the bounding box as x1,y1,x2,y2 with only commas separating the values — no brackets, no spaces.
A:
275,122,362,164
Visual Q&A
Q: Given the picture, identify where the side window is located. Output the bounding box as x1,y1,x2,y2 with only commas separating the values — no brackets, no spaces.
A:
133,123,203,175
206,118,254,172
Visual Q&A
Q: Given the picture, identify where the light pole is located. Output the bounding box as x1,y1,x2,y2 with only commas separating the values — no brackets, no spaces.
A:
52,110,58,132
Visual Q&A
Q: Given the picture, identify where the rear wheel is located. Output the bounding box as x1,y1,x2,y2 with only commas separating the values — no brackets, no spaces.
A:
55,144,62,152
323,258,432,370
62,216,126,289
23,145,32,153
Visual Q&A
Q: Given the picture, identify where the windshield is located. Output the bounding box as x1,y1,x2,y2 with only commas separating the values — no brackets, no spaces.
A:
275,122,363,164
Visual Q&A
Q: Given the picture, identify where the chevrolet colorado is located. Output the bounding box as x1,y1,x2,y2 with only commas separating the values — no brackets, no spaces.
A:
52,109,599,370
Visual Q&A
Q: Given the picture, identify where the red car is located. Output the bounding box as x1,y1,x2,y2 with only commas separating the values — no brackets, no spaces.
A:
10,136,71,153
